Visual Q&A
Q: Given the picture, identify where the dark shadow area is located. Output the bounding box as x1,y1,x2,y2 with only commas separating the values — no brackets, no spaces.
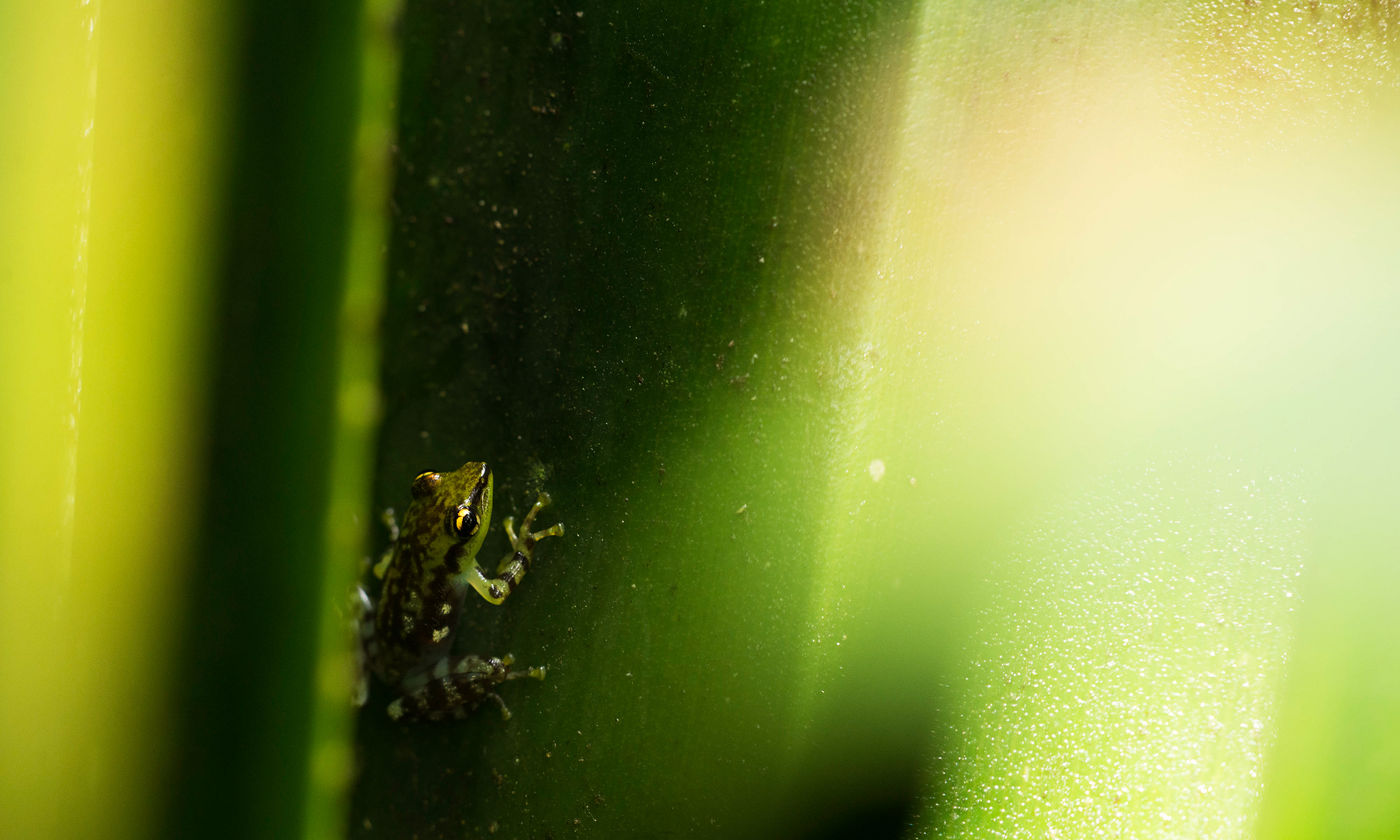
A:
799,794,918,840
787,720,950,840
159,1,359,838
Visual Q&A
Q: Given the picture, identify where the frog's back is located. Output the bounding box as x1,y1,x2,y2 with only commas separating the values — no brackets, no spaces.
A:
369,462,494,684
372,543,460,681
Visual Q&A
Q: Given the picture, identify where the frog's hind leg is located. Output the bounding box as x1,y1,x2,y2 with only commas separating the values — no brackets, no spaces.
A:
350,586,376,707
465,492,565,606
387,654,546,722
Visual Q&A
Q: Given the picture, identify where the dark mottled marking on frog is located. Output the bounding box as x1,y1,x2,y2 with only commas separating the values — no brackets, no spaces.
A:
443,541,471,573
373,539,453,681
466,469,489,526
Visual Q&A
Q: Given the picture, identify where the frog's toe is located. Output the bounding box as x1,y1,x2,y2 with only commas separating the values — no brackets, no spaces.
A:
530,521,564,543
503,660,546,681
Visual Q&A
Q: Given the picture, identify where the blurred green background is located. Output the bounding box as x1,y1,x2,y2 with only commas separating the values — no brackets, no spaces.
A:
4,2,1400,839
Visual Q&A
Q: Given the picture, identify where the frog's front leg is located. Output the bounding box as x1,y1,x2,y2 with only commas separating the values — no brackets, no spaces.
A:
464,492,565,605
387,654,546,722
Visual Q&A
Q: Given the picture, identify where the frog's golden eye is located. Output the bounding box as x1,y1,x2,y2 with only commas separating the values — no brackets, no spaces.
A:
451,504,480,537
411,471,441,499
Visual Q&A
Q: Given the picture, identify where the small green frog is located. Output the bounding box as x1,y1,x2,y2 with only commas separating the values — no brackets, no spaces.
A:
355,462,563,722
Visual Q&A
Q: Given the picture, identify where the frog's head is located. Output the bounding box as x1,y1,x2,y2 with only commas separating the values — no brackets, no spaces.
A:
408,461,493,559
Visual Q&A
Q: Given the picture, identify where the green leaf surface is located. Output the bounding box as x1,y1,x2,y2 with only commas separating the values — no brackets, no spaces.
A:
352,2,939,837
344,2,1400,839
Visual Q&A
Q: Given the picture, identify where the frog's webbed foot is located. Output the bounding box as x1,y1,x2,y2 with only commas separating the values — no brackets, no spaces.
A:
465,491,564,605
485,659,548,721
387,654,545,723
501,491,566,568
500,652,548,683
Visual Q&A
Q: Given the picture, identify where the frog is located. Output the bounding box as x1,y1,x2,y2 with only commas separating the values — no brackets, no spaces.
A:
354,461,564,722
